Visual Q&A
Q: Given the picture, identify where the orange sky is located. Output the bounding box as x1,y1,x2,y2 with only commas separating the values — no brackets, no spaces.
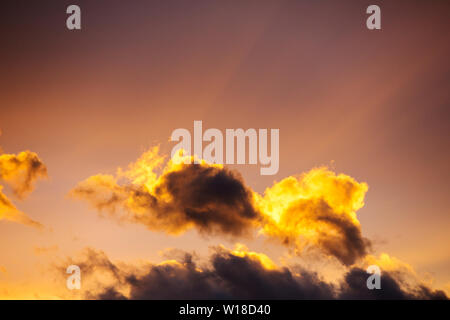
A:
0,0,449,298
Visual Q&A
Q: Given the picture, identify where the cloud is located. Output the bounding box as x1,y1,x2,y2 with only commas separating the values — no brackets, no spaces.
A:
62,246,447,300
338,268,447,300
0,186,43,228
0,151,47,199
0,148,47,228
71,147,369,265
257,168,371,265
62,246,335,300
70,147,260,237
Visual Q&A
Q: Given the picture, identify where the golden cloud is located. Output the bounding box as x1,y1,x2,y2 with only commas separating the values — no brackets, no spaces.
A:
70,147,259,237
0,151,47,199
0,144,47,228
71,147,370,265
257,167,370,265
0,185,43,228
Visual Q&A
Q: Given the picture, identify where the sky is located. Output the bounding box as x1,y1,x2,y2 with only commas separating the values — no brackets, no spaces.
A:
0,0,449,299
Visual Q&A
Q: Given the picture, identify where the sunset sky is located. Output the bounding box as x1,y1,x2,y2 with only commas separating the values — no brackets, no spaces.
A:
0,0,449,299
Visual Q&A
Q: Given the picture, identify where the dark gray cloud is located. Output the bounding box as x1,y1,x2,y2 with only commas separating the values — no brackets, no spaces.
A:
155,164,260,236
67,248,447,300
338,268,448,300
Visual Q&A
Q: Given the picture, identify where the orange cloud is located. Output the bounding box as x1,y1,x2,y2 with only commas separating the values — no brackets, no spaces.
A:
70,147,259,237
71,147,370,265
71,147,372,265
0,151,47,199
0,186,43,228
224,243,278,270
0,144,47,228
